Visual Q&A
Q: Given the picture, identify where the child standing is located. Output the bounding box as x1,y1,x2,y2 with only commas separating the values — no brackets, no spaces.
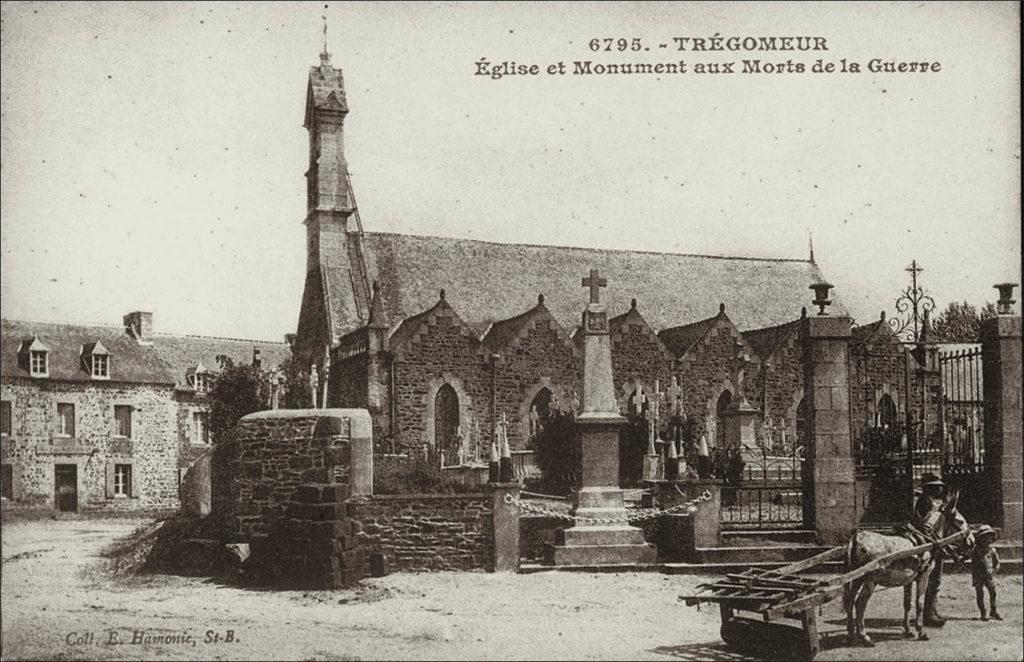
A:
972,525,1002,621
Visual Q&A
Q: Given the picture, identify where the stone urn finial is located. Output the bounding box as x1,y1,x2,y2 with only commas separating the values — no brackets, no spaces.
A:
995,282,1018,315
809,282,834,315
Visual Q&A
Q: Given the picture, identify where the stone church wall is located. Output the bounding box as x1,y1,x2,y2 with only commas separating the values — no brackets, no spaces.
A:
391,315,490,454
677,322,760,445
755,334,805,446
611,322,674,410
492,319,578,450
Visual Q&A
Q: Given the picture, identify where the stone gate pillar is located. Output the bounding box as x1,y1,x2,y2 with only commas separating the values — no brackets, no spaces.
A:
980,283,1022,539
800,284,856,544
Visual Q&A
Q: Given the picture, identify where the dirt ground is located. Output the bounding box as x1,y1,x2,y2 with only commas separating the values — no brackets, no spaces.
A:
1,519,1021,661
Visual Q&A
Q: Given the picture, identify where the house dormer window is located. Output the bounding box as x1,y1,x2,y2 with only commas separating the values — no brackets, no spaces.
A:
187,362,210,393
30,351,48,376
92,354,109,378
82,341,110,380
24,337,50,377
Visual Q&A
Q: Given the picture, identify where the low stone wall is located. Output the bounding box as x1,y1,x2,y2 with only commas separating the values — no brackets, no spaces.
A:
350,493,494,572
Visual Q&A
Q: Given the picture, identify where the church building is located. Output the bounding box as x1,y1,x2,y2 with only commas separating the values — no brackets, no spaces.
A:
294,49,844,463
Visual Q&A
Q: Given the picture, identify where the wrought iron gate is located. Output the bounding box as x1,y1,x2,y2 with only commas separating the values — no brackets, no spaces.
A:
939,346,991,522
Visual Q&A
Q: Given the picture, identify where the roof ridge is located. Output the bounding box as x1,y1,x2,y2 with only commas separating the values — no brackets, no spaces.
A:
1,317,127,331
2,318,288,345
153,331,288,345
364,231,813,264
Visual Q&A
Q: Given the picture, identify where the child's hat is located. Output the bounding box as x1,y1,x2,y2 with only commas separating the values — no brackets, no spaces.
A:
976,525,998,541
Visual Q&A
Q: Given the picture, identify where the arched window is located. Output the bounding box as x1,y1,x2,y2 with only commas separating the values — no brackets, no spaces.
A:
715,390,732,447
528,387,554,442
877,394,897,429
434,384,460,465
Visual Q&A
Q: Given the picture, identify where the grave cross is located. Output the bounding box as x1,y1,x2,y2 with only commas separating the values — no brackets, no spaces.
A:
581,269,607,304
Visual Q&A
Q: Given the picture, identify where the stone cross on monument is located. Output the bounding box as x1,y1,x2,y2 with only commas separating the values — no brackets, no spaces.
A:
722,338,758,450
545,269,656,566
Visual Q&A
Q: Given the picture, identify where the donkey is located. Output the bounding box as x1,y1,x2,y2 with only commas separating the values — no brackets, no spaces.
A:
842,489,968,646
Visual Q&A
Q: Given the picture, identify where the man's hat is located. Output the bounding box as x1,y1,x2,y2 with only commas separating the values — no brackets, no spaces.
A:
920,472,944,487
976,525,999,541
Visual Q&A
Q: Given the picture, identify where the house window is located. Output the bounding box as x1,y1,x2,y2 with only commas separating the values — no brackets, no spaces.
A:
91,354,109,378
1,400,11,436
193,411,209,444
113,405,132,438
30,350,48,377
113,464,131,497
1,464,12,499
56,403,76,437
193,372,209,394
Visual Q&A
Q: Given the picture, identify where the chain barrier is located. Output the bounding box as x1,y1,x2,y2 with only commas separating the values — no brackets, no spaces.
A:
503,489,712,524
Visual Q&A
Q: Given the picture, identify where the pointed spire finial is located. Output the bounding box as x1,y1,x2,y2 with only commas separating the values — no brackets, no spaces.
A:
439,288,446,302
631,298,637,310
808,231,815,264
719,303,726,315
537,293,545,306
320,5,331,64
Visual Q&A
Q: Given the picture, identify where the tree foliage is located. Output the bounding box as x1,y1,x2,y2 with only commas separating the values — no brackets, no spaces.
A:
931,301,997,342
208,356,269,445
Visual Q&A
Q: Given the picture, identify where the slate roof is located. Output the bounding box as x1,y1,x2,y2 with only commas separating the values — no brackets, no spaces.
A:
152,333,292,390
362,232,840,338
1,319,174,385
657,313,722,357
742,318,802,360
1,319,291,390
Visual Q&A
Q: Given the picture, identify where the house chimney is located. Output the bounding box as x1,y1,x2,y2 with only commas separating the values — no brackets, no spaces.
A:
123,311,153,343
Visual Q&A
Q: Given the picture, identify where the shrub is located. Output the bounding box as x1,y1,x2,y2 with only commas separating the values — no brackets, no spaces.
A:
530,411,579,496
373,454,480,495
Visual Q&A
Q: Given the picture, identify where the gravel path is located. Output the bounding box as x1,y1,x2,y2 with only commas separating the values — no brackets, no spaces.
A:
2,518,1020,661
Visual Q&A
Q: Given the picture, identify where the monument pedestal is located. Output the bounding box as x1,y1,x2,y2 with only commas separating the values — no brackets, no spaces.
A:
544,414,656,566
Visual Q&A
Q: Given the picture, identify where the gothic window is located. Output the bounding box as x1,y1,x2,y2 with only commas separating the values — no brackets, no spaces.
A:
877,394,897,429
715,390,732,446
434,384,460,465
529,387,553,439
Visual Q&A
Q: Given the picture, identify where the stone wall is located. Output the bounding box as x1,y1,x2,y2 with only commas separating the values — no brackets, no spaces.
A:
756,331,804,446
676,320,759,444
391,314,491,454
0,378,179,512
349,493,494,571
211,410,368,541
492,315,578,450
610,309,674,414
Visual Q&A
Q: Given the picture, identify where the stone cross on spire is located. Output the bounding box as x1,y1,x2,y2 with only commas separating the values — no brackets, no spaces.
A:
582,269,607,305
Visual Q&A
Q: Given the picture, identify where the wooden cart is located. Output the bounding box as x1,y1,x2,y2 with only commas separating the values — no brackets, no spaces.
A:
678,530,969,660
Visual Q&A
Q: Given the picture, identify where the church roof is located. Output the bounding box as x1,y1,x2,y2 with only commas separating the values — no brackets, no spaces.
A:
657,312,723,357
742,318,802,360
482,296,550,351
362,232,842,338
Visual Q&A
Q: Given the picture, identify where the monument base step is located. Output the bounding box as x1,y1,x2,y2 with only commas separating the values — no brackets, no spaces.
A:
544,542,657,566
555,525,647,547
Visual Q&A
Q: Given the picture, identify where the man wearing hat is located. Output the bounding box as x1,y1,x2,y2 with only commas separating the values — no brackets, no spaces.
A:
912,472,973,627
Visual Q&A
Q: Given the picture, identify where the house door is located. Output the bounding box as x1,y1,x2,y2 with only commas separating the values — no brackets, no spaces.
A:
54,464,77,512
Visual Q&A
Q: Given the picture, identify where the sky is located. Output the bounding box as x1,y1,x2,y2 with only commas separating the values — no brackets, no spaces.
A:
1,1,1020,342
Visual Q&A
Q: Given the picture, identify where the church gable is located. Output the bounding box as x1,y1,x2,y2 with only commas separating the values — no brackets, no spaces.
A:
388,292,490,454
610,300,674,409
487,296,579,450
